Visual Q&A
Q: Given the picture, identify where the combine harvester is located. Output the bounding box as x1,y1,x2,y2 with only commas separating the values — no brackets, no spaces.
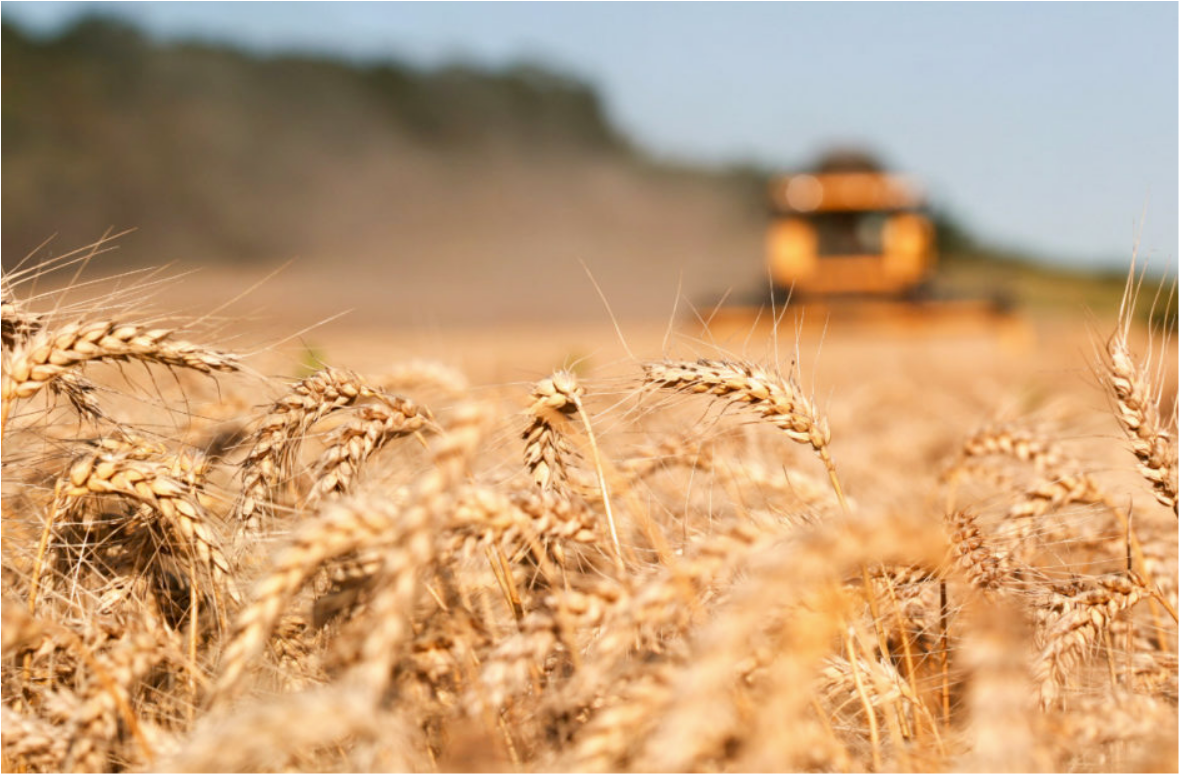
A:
705,150,1029,347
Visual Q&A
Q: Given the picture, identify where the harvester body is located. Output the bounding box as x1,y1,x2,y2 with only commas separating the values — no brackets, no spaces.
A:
767,168,935,298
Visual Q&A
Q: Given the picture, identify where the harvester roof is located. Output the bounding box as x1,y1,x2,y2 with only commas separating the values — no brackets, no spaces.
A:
770,149,923,214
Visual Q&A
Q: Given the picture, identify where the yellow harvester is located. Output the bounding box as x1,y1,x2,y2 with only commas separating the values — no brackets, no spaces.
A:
704,150,1023,343
767,153,934,298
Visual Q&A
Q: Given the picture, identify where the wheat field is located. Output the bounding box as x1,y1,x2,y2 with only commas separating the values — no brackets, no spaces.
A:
1,248,1176,773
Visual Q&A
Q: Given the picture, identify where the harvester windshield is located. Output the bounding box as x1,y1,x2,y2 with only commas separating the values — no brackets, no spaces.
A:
811,211,889,257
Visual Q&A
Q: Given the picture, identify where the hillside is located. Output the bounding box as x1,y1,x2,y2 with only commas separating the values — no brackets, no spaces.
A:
2,16,639,259
2,17,770,322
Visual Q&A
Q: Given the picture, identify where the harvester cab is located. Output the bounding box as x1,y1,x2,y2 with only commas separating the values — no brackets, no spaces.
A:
767,151,935,299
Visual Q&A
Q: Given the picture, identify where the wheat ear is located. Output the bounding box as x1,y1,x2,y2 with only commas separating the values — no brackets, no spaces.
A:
1,319,238,403
212,496,402,701
233,366,378,526
524,371,623,572
0,295,105,420
643,358,846,508
58,452,237,599
304,396,431,504
945,509,1012,592
1,290,43,347
215,403,485,702
2,319,237,439
1103,333,1178,514
956,424,1066,475
1098,268,1178,514
1032,572,1149,708
523,373,583,493
339,403,486,693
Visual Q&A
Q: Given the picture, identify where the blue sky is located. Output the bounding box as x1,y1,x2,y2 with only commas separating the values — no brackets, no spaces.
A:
3,1,1176,271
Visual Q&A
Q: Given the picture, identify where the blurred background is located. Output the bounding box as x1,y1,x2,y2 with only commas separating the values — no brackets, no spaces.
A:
2,2,1176,331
